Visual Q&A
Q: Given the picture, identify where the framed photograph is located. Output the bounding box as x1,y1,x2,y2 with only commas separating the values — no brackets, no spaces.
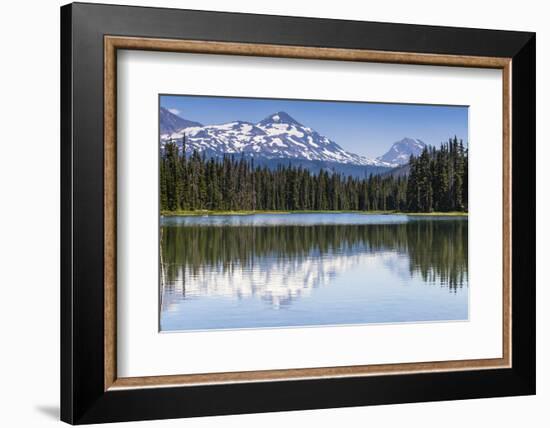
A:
61,2,535,424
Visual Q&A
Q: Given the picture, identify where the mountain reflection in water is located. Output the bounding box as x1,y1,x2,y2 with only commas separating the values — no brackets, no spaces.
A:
160,214,468,331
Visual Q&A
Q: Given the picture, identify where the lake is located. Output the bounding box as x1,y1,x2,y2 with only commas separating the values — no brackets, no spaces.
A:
160,213,468,332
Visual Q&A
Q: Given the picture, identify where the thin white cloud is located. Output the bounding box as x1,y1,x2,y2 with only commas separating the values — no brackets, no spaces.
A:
168,108,181,115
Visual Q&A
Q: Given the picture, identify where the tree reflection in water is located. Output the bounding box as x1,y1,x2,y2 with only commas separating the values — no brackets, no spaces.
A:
161,218,468,307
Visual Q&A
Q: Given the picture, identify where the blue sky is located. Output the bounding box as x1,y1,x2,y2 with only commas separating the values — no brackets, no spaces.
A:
160,94,468,158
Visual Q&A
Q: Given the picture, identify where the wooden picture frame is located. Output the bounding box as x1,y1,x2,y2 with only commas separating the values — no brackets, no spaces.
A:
61,2,535,424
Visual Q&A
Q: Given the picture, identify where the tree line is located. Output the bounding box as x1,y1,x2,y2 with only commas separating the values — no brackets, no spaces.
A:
407,137,468,212
160,136,467,213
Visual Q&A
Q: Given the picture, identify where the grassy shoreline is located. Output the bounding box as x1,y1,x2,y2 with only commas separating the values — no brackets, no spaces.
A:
161,209,468,217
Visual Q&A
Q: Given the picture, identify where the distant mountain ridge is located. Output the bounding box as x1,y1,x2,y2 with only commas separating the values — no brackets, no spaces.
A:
160,109,428,176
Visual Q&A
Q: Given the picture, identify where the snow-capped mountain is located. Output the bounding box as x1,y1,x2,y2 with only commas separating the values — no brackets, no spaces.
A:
160,111,395,172
376,137,427,165
160,107,203,134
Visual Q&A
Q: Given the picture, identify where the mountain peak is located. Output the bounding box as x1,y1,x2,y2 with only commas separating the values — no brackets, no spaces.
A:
395,137,426,148
258,111,303,127
377,137,427,165
159,107,203,135
160,108,399,174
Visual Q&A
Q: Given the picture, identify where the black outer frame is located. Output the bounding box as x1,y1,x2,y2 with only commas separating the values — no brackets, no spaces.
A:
60,2,535,424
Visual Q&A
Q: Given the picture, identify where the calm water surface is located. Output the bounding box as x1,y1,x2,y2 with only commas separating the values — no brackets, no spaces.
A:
160,213,468,331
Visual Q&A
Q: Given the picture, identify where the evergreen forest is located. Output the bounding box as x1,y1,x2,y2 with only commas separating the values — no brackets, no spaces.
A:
160,136,468,213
